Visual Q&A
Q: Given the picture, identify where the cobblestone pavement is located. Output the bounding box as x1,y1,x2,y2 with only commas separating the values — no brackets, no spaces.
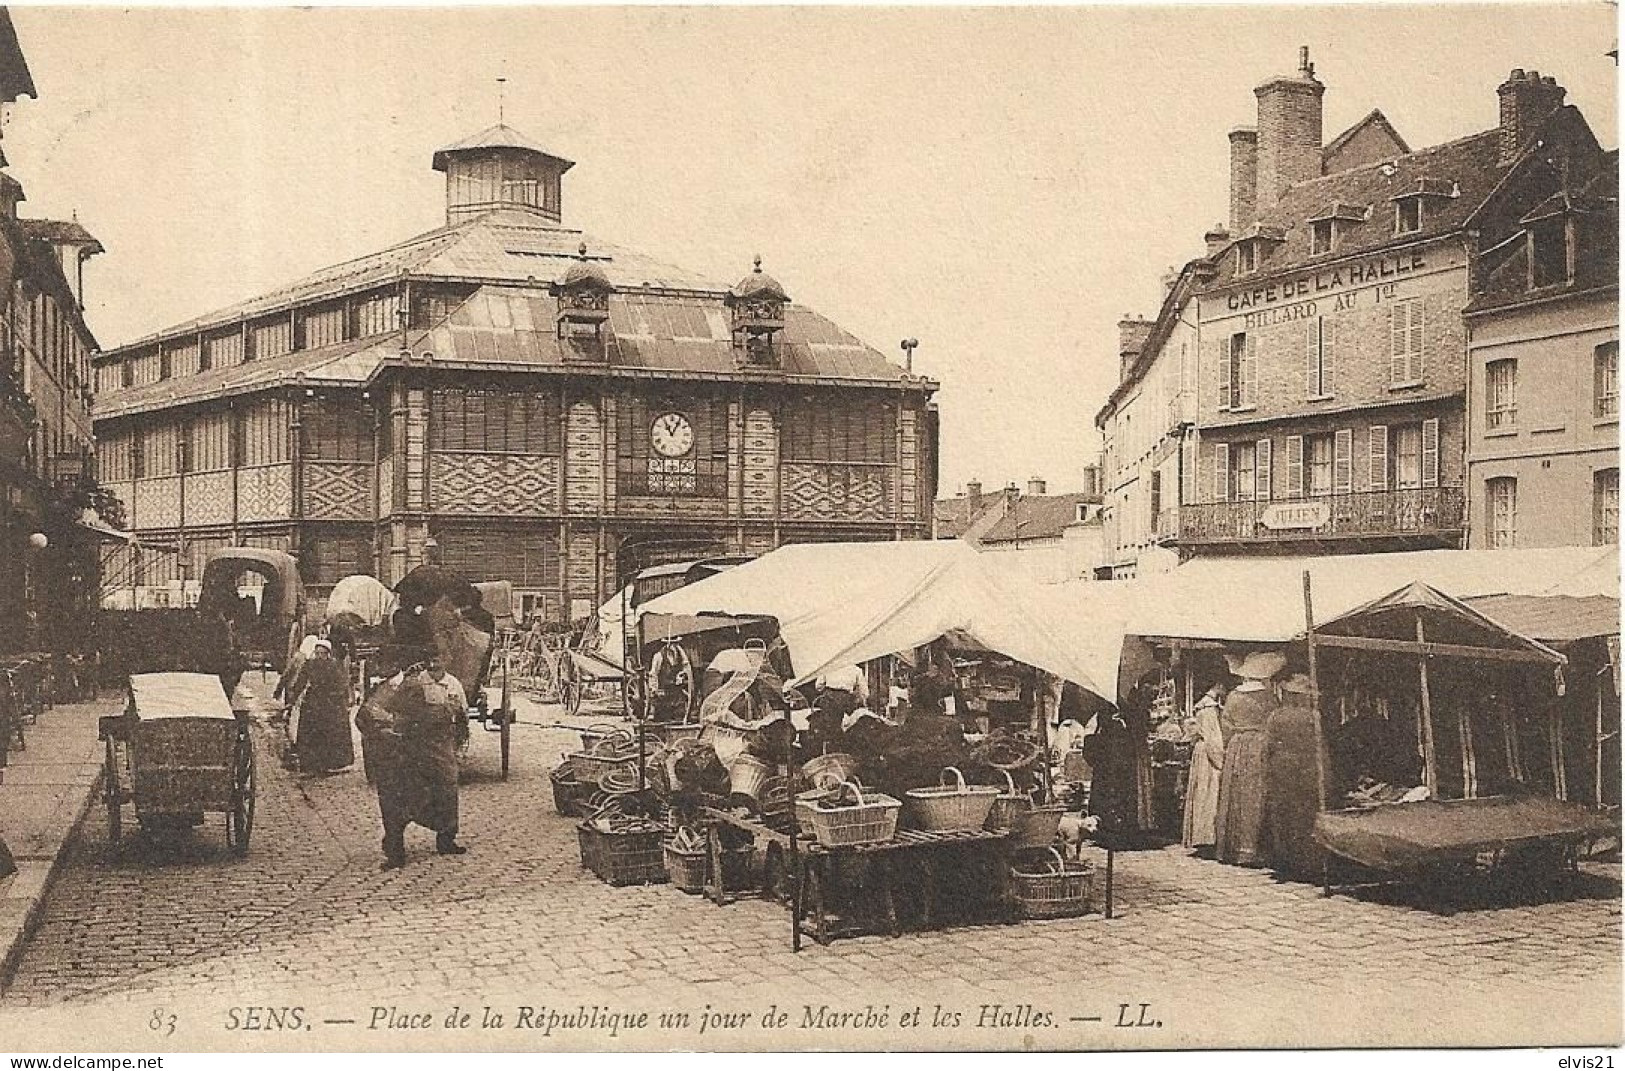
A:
3,707,1620,1048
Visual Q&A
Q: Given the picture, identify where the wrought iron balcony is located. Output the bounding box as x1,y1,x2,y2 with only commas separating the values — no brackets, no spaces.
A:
1180,486,1467,545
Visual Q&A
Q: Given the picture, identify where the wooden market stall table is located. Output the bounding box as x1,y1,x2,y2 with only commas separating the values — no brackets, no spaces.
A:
702,806,1021,948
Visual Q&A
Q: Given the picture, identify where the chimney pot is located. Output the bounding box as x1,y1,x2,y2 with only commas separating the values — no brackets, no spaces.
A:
966,480,983,511
1204,225,1231,258
1498,67,1567,165
1027,476,1047,497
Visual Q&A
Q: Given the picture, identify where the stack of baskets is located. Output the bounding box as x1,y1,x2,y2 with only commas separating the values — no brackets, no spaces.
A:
578,812,668,887
903,767,1001,833
571,730,641,787
1009,847,1094,919
549,756,591,817
796,781,902,847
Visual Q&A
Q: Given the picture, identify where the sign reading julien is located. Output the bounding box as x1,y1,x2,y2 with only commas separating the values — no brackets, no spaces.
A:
648,412,698,494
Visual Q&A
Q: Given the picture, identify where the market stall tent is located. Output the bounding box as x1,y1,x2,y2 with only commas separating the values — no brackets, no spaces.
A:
639,540,1117,702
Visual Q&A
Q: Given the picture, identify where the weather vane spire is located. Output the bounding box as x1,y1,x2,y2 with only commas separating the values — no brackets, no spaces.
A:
496,76,507,124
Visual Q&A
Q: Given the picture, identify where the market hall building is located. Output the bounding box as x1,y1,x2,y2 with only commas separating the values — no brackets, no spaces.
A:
1181,54,1614,557
91,125,940,621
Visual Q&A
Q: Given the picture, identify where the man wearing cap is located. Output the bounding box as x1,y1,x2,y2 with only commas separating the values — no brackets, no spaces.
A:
1215,650,1285,867
294,638,354,775
357,650,469,869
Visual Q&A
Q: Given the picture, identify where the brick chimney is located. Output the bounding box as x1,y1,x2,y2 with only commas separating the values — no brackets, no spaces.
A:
1228,128,1258,232
1079,463,1101,501
1027,476,1047,497
1497,69,1567,166
1254,47,1325,216
965,480,982,512
1118,316,1154,381
1004,482,1020,506
1204,225,1231,260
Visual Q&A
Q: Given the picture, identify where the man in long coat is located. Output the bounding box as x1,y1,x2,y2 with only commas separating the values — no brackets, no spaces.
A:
357,651,468,869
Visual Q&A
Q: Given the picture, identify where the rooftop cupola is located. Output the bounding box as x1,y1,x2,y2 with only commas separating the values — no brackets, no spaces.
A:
432,123,574,225
727,256,790,367
550,242,613,344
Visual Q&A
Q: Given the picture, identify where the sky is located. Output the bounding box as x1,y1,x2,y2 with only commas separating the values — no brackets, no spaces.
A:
2,4,1615,496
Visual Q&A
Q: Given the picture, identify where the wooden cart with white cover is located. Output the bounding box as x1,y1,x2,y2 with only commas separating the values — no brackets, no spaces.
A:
100,672,256,855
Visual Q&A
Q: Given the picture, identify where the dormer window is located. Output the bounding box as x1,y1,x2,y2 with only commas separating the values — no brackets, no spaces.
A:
1529,215,1572,288
1310,219,1335,256
1236,242,1257,275
1396,197,1423,234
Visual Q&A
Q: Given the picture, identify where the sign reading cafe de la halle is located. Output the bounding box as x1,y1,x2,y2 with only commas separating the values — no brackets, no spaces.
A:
91,124,940,620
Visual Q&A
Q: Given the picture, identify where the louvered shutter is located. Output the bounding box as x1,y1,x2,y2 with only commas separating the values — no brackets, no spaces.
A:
1409,302,1425,380
1390,305,1407,384
1305,320,1319,397
1369,425,1389,491
1333,429,1353,494
1214,442,1230,503
1323,318,1335,395
1215,338,1231,410
1255,438,1272,501
1286,435,1305,498
1242,334,1258,407
1421,418,1440,488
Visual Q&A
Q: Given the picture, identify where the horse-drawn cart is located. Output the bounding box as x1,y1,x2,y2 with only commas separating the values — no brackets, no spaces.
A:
99,672,256,855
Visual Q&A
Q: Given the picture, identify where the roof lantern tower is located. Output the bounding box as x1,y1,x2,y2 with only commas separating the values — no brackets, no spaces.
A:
432,122,575,226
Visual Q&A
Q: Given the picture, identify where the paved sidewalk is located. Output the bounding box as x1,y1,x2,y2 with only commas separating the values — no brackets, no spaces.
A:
0,693,119,989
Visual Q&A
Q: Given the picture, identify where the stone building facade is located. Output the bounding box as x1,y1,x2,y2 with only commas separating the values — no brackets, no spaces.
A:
92,125,938,620
1176,52,1609,557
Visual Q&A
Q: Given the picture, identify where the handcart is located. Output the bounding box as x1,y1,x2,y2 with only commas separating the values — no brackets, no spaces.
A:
99,672,256,855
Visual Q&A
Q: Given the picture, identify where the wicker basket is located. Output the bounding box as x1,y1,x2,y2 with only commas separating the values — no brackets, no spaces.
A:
904,767,1001,833
985,770,1030,831
1010,847,1093,919
571,732,641,783
797,781,901,848
1012,803,1068,849
578,822,668,887
800,752,861,789
664,842,753,895
550,763,590,817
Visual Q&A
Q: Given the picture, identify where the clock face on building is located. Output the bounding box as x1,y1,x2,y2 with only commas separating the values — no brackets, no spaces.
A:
650,412,695,458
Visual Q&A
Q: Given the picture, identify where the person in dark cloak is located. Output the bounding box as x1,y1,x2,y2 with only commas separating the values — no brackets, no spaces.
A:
294,639,354,774
1080,681,1154,846
1262,673,1324,880
356,649,468,869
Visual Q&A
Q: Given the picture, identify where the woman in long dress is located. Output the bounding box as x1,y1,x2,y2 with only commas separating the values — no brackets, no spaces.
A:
1214,651,1284,867
295,640,354,774
1263,673,1323,880
1181,685,1226,852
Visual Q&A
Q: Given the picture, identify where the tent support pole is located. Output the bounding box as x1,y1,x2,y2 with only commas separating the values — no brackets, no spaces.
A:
1597,680,1605,808
1302,571,1332,899
1038,674,1053,804
1417,615,1438,799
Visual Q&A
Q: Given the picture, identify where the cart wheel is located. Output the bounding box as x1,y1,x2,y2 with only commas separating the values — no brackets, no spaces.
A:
228,734,256,856
499,708,512,780
103,737,122,845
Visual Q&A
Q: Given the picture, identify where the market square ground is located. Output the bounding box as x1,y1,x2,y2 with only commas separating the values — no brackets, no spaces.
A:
0,695,1618,1051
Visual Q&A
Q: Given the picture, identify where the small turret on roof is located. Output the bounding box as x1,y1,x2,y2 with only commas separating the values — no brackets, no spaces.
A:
433,122,574,226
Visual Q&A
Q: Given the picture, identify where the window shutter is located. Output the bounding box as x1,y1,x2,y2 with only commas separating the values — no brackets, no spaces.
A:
1323,318,1335,395
1255,438,1272,501
1409,301,1425,379
1390,305,1407,383
1333,429,1353,494
1215,339,1231,410
1421,418,1440,488
1214,442,1230,503
1286,435,1304,498
1369,425,1389,491
1305,319,1319,397
1242,334,1257,407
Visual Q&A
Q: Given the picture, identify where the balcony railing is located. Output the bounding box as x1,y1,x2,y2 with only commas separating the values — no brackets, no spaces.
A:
1181,486,1466,545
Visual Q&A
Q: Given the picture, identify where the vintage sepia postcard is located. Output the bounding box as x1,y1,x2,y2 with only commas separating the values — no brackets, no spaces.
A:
0,2,1617,1056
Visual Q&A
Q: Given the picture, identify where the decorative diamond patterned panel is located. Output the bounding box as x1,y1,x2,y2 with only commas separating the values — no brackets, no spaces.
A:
378,457,394,516
183,472,233,527
742,409,776,518
238,466,293,522
782,463,892,521
430,454,560,515
133,477,182,529
565,401,603,515
899,408,919,523
304,462,374,521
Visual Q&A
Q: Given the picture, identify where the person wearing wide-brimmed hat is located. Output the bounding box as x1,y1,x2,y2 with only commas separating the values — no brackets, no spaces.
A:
1214,650,1285,867
1263,673,1324,880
